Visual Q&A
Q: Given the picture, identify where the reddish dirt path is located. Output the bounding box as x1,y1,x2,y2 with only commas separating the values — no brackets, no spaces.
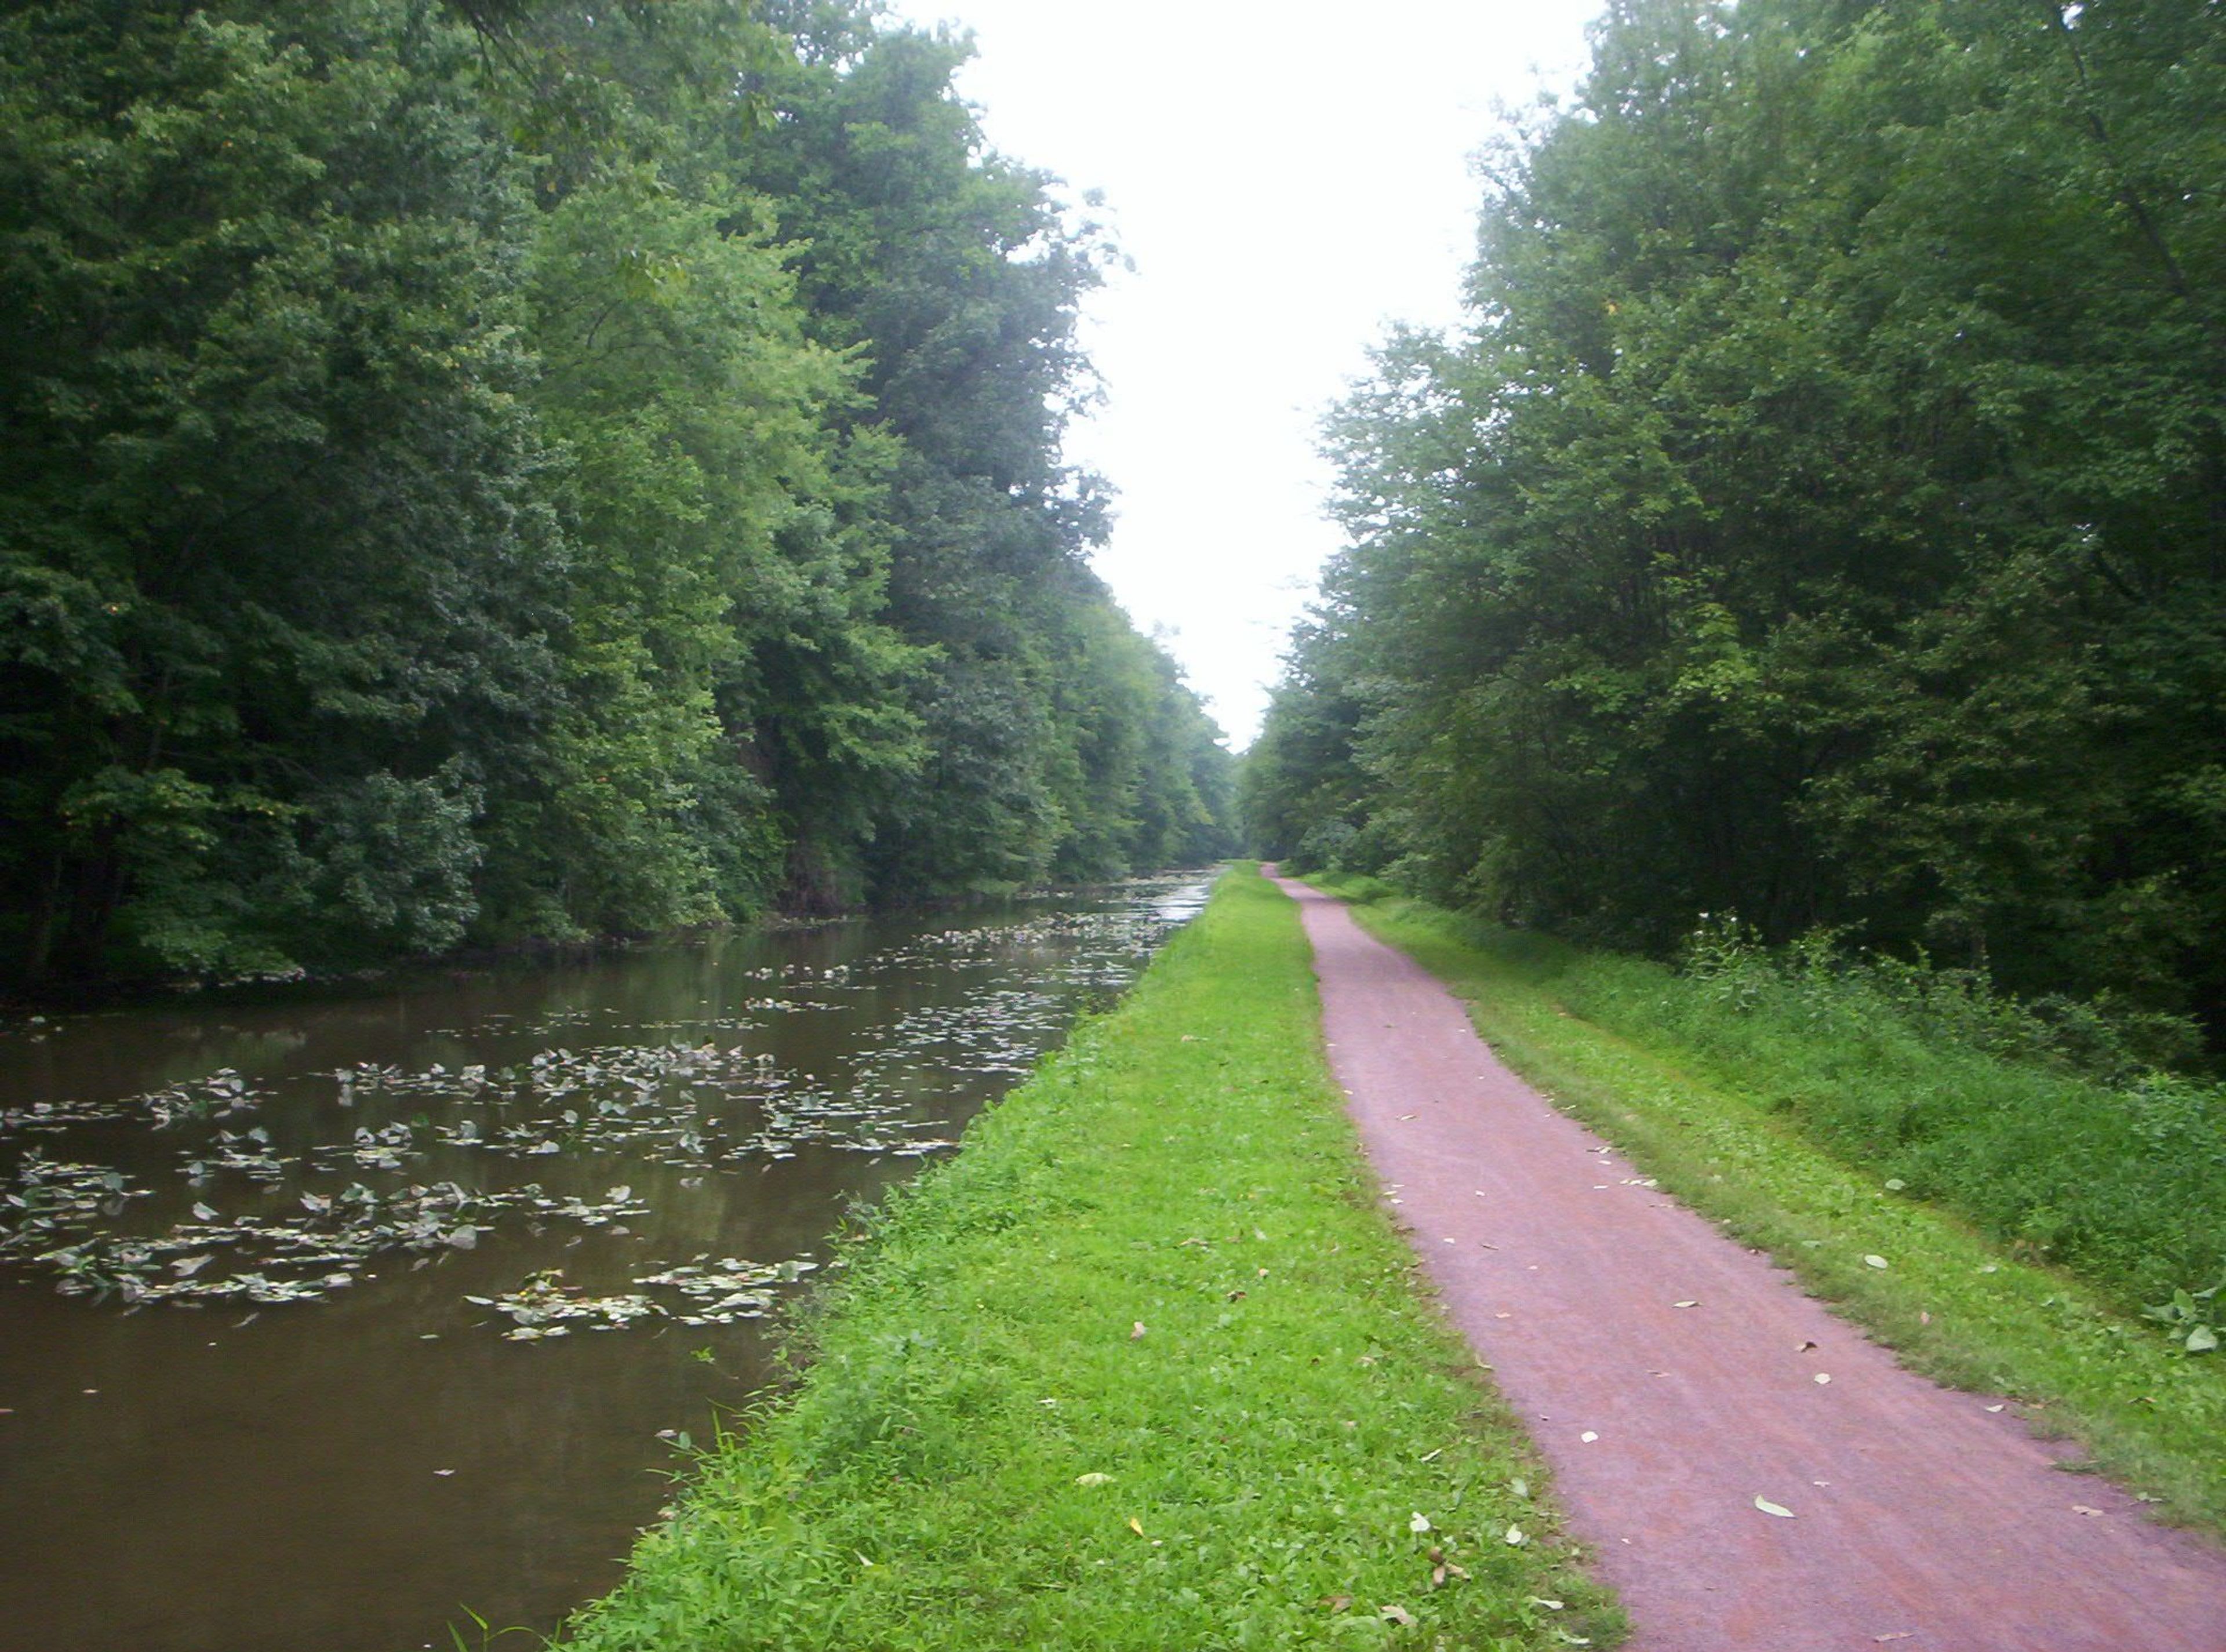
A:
1276,875,2226,1652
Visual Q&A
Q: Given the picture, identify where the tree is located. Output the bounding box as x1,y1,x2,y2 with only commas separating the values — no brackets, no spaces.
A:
1276,0,2226,1024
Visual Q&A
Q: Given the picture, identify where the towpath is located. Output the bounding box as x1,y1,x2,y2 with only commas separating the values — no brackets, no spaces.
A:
1276,874,2226,1651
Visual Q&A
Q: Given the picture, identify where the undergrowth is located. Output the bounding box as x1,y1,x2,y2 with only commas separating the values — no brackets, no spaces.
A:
561,867,1621,1650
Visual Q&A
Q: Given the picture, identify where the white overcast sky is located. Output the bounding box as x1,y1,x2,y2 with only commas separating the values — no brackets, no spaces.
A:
882,0,1605,748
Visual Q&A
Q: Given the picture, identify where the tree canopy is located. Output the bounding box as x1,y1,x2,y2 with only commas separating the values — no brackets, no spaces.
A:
1251,0,2226,1032
0,0,1234,987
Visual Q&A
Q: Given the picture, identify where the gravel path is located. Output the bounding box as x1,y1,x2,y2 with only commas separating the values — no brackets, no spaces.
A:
1279,875,2226,1652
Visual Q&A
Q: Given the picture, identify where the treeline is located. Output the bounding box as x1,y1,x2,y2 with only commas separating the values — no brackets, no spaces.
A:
0,0,1234,986
1249,0,2226,1035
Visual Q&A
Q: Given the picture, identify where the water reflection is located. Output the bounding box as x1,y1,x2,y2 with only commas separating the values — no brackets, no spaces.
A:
0,873,1210,1652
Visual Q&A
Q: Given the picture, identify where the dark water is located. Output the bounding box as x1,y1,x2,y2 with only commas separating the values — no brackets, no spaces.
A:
0,874,1210,1652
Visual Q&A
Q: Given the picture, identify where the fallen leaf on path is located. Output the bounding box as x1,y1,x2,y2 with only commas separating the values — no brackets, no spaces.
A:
2072,1505,2105,1517
1673,1300,1700,1309
1754,1497,1795,1518
1871,1635,1916,1644
1814,1374,1831,1385
1797,1340,1817,1352
1397,1113,1417,1120
1580,1431,1599,1442
1984,1404,2005,1413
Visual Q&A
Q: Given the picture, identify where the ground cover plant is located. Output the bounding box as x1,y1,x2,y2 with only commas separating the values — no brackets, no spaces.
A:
1307,875,2226,1534
561,867,1620,1650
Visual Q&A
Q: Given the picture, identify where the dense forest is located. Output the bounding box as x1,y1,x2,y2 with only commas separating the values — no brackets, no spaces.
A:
0,0,1235,987
1248,0,2226,1039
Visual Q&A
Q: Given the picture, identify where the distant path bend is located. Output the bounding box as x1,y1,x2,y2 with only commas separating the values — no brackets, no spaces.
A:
1276,874,2226,1652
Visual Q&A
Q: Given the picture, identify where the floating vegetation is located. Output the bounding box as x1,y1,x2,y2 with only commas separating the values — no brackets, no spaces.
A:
0,874,1211,1326
185,1127,293,1184
1,1152,154,1264
634,1254,819,1326
470,1270,664,1340
467,1253,823,1339
1,1068,267,1135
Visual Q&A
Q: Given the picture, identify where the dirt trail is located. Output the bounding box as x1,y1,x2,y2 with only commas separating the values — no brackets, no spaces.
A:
1277,875,2226,1652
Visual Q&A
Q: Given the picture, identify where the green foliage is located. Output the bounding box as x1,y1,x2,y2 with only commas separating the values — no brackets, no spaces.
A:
1270,0,2226,1032
1585,917,2226,1310
1,0,559,978
0,0,1234,986
2145,1267,2226,1356
305,765,484,958
561,868,1618,1650
727,12,1234,897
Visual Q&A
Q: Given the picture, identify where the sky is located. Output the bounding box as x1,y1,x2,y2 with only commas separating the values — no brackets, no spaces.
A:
882,0,1605,748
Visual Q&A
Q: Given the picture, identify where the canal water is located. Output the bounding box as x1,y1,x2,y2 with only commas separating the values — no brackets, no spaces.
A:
0,872,1212,1652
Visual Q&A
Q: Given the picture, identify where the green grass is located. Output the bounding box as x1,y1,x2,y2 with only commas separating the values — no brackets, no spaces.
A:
561,866,1622,1651
1305,875,2226,1535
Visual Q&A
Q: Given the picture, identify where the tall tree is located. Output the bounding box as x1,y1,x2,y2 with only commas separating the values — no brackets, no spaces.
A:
1274,0,2226,1023
0,0,557,977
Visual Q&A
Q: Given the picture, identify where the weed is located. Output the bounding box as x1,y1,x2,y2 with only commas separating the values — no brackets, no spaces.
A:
2145,1265,2226,1356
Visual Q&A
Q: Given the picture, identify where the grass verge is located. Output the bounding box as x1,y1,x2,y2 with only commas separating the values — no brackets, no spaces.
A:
561,865,1622,1651
1305,875,2226,1536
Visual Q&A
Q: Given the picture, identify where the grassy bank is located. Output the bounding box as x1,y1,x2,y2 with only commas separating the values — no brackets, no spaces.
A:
561,867,1620,1650
1306,875,2226,1534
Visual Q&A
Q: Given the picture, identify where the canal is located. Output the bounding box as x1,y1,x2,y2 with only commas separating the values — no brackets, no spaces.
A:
0,872,1212,1651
